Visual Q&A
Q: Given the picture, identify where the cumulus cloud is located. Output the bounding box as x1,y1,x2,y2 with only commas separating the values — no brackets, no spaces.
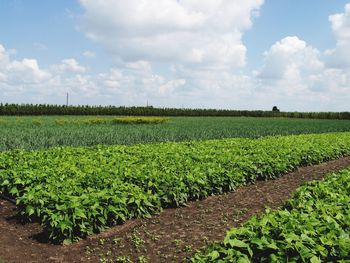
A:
65,74,98,97
158,79,186,96
7,59,52,84
326,3,350,68
256,36,326,99
0,45,11,69
97,65,186,101
56,58,86,73
0,44,94,101
125,60,152,72
78,0,263,68
0,44,51,85
254,1,350,108
254,32,350,110
259,36,324,80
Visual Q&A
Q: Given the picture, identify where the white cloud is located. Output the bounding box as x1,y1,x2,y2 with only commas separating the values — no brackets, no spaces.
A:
0,44,11,69
125,60,152,72
254,32,350,111
0,44,94,101
7,59,52,84
98,69,123,90
158,79,186,96
78,0,263,68
255,36,327,105
259,36,324,81
83,50,96,58
0,45,51,85
96,65,186,101
65,74,98,97
56,58,86,73
326,3,350,68
252,2,350,110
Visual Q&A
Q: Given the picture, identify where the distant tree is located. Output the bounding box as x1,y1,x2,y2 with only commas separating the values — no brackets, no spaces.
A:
272,106,280,112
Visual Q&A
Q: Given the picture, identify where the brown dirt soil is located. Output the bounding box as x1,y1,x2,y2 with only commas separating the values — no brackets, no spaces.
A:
2,156,350,263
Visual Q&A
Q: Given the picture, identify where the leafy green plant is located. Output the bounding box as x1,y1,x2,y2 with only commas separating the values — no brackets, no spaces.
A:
191,169,350,262
115,256,132,263
138,255,148,263
1,132,350,242
128,231,145,249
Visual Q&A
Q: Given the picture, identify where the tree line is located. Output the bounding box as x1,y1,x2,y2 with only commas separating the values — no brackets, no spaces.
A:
0,103,349,120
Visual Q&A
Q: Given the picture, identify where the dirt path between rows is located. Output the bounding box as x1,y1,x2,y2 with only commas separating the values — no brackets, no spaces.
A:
2,156,350,263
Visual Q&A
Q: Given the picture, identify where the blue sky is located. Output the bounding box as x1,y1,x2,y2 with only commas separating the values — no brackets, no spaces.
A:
1,0,350,111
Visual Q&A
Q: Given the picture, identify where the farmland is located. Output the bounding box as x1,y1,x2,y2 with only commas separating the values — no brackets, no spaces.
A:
3,1,350,261
1,116,350,151
1,132,350,243
1,116,350,262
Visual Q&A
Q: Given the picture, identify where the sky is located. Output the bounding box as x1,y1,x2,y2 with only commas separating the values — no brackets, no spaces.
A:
1,0,350,111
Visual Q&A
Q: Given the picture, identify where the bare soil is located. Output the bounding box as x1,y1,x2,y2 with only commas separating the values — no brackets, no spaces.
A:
1,156,350,263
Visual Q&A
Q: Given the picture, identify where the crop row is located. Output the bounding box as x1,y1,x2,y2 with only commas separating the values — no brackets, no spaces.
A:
192,168,350,262
0,116,168,126
2,117,350,152
1,133,350,242
54,116,168,126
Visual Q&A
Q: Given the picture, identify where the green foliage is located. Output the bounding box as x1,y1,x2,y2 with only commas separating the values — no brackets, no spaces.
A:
138,255,148,263
32,119,43,126
111,116,168,124
54,116,168,125
1,133,350,242
115,256,132,263
1,116,350,151
1,103,350,120
192,168,350,262
0,119,8,125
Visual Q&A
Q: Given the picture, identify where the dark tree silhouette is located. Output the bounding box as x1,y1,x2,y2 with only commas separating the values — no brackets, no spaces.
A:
272,106,280,112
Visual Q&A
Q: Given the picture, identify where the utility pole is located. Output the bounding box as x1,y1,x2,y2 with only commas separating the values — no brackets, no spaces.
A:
66,92,69,106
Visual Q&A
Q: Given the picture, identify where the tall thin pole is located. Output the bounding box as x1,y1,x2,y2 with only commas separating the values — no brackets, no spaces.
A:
66,92,69,106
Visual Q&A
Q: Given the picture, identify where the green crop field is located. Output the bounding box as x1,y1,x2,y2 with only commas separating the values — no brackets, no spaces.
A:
192,168,350,262
1,116,350,151
1,116,350,261
1,132,350,242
